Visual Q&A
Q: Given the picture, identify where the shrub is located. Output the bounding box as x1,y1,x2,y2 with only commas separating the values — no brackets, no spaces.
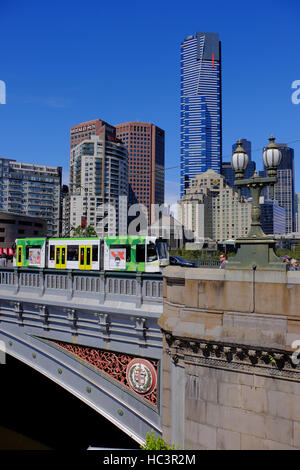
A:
140,430,179,450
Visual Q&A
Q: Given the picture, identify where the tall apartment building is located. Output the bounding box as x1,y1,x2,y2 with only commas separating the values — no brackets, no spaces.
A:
0,158,62,236
222,139,255,198
70,119,115,150
115,122,165,224
66,127,128,237
179,169,252,242
180,32,222,196
260,143,295,233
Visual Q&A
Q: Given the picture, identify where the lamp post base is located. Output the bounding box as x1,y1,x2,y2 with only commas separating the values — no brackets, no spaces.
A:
227,237,285,271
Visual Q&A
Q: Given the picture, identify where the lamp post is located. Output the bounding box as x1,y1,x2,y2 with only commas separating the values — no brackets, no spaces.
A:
227,136,285,271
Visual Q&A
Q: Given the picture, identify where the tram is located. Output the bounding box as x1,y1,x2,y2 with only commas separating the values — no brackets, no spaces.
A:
13,235,169,273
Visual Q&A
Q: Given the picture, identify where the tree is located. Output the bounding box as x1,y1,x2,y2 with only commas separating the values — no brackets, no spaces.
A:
72,225,97,237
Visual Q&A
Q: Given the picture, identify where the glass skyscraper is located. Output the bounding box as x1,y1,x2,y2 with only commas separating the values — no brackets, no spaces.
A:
180,32,222,196
260,143,295,233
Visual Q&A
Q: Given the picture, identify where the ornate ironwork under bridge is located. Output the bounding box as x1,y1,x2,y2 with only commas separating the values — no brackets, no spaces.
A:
0,267,163,445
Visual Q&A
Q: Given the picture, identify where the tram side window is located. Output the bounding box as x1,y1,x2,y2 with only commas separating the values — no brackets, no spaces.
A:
92,245,98,262
136,244,145,263
67,245,79,261
49,245,55,260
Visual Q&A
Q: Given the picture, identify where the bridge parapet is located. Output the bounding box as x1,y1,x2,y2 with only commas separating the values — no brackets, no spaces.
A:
0,268,163,307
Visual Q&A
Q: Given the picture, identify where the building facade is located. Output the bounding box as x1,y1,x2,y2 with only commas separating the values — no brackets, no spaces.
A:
260,200,286,235
260,143,295,233
115,122,165,224
70,119,115,150
180,32,222,196
179,169,252,242
0,212,47,250
0,158,62,237
67,129,128,237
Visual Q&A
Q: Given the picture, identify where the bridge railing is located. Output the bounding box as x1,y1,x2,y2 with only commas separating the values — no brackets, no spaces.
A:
0,267,163,307
195,259,220,268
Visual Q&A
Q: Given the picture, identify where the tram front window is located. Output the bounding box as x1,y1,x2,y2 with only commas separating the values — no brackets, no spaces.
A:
147,243,157,262
156,241,168,260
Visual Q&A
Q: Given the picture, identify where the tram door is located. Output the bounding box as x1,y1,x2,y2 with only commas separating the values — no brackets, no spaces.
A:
79,245,92,270
55,246,67,269
17,245,23,267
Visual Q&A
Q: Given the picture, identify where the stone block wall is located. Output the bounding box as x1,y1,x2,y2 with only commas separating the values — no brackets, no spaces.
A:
159,266,300,450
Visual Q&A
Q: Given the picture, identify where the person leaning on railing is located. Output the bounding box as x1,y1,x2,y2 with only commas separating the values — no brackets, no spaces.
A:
219,253,228,269
290,258,299,271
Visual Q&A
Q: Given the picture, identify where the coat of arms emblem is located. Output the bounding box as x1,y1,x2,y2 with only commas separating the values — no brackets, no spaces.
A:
126,358,157,395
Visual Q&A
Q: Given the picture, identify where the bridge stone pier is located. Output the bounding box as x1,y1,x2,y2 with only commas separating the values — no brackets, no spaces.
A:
159,266,300,450
0,268,163,445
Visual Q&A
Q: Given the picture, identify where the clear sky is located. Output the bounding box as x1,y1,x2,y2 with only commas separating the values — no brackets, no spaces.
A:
0,0,299,207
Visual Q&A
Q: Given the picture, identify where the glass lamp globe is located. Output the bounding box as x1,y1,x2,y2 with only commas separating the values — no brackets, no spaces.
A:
263,136,282,169
231,140,249,172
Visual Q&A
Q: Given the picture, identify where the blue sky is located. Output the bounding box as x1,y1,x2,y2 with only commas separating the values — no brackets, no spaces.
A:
0,0,299,206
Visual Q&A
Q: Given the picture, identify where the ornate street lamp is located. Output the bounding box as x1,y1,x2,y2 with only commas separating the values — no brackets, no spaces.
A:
227,136,285,270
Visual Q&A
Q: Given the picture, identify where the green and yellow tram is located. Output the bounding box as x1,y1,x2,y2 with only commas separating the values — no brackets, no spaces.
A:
14,236,169,273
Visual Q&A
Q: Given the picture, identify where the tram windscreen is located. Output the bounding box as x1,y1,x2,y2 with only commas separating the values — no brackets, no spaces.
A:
147,243,157,262
156,241,168,260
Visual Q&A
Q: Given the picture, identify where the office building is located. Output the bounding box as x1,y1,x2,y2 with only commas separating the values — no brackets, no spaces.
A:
180,32,222,196
0,212,47,251
67,128,128,237
115,122,165,224
179,169,252,242
222,139,255,198
0,158,62,236
260,143,295,233
260,200,286,235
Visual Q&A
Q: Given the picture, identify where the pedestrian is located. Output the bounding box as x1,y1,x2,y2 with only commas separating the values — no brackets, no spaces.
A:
283,255,291,270
290,259,299,271
219,253,227,269
0,254,7,267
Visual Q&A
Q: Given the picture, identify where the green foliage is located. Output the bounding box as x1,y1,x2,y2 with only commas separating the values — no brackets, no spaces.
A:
140,430,179,450
170,248,222,261
276,249,300,260
72,225,97,237
269,354,276,365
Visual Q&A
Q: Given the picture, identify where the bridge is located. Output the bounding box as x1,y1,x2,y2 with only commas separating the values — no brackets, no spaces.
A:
0,267,163,445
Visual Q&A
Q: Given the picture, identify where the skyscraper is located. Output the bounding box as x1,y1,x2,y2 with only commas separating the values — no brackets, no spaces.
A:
70,119,115,150
180,32,222,196
115,122,165,224
66,121,128,237
222,139,255,198
260,143,295,233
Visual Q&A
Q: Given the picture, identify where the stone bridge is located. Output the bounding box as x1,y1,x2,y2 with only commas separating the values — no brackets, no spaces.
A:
0,267,163,445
